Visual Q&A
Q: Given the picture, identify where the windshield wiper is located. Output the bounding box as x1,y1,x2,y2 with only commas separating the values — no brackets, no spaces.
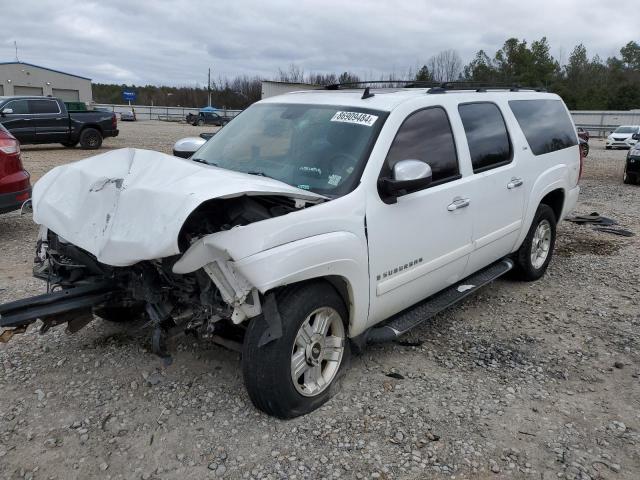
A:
192,158,217,166
246,170,272,178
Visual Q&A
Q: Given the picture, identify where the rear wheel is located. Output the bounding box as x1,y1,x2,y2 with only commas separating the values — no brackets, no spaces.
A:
242,282,349,418
513,204,556,281
79,128,103,149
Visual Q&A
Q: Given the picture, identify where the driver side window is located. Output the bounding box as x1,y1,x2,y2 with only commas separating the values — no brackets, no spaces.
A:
385,107,459,186
4,100,29,114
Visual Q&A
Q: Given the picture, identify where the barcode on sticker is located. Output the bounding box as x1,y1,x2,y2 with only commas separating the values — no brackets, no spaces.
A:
330,111,378,127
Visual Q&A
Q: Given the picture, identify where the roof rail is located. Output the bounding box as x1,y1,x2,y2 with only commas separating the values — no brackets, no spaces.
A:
324,80,547,93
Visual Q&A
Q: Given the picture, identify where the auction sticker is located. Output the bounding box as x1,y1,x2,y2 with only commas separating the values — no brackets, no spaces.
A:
331,111,378,127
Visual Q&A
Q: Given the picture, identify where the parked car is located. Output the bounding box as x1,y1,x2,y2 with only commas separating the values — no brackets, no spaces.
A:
0,96,119,149
190,110,232,126
120,110,136,122
624,139,640,184
0,86,581,418
0,124,31,214
606,125,640,149
576,127,589,141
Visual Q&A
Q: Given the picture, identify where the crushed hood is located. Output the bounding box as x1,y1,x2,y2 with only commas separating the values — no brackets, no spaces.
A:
33,148,325,266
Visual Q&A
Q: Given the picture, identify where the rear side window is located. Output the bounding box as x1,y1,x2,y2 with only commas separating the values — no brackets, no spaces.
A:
385,107,459,185
458,102,512,172
29,100,59,114
3,100,29,114
509,99,577,155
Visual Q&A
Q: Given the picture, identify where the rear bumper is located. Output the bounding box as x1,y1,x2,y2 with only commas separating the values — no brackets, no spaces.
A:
0,187,31,214
562,185,580,220
104,129,119,138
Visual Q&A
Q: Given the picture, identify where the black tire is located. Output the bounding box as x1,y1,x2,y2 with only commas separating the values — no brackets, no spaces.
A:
581,143,589,157
79,128,103,149
197,119,204,126
605,146,611,150
242,282,350,418
623,170,637,185
513,204,557,281
93,303,145,323
61,141,79,148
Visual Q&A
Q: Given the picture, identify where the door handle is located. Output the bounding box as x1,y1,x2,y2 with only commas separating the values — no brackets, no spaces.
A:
447,197,470,211
507,177,523,189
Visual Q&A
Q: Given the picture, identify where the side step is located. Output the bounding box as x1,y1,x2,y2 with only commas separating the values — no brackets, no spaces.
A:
367,258,513,344
0,282,117,329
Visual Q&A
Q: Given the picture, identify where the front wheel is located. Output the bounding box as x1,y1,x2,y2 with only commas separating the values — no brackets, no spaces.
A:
197,119,204,126
242,282,349,418
513,204,557,281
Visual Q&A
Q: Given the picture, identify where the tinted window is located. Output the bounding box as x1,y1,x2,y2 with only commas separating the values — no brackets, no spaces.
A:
459,103,512,172
3,100,29,114
509,100,577,155
29,100,59,114
385,107,459,184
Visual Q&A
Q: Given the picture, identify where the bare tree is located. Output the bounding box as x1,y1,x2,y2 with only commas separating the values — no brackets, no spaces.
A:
427,49,463,82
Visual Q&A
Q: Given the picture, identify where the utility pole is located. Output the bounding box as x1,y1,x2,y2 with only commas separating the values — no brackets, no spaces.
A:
14,41,19,62
208,67,212,107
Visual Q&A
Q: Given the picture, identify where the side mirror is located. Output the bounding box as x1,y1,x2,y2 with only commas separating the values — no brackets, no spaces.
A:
1,108,14,115
379,159,432,202
632,133,640,140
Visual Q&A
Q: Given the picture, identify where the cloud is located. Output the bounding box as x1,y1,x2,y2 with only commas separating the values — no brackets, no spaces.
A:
0,0,635,85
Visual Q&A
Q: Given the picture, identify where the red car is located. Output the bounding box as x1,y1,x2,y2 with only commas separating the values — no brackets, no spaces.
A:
0,124,31,214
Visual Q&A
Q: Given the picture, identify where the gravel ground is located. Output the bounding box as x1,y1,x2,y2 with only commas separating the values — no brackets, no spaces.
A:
1,123,638,480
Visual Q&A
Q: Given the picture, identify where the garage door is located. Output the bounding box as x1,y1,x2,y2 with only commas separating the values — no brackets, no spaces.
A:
52,88,80,102
14,85,43,96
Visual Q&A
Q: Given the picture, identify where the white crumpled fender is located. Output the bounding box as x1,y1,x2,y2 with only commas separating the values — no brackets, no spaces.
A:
32,148,324,266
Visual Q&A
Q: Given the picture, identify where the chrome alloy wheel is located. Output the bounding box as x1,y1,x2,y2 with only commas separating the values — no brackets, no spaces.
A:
290,307,345,397
531,219,552,269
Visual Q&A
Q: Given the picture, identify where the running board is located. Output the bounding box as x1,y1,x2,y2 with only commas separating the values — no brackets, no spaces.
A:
0,282,117,330
366,258,513,344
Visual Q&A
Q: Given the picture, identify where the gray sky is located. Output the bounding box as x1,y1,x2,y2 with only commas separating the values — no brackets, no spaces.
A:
0,0,635,86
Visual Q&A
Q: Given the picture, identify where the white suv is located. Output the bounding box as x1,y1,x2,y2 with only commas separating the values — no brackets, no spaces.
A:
0,84,581,418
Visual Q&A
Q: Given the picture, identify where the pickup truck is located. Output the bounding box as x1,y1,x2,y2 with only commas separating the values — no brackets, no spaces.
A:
0,96,119,149
0,84,581,418
187,110,232,126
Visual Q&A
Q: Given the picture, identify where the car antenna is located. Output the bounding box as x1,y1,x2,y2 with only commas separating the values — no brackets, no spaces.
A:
361,87,375,100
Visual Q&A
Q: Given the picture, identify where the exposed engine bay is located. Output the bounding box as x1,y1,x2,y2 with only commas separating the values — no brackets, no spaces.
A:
1,195,307,360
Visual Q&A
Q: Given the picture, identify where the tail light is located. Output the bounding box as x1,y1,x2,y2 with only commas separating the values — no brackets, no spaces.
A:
111,113,117,129
578,144,584,183
0,137,20,155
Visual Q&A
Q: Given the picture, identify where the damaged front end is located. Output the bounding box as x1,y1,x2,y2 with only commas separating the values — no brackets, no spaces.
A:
1,195,315,362
0,148,326,359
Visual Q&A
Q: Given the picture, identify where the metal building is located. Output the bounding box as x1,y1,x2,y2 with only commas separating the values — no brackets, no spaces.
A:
0,62,92,104
261,80,320,99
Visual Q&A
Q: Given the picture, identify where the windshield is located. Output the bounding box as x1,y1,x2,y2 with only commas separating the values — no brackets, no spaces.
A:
192,103,386,196
614,126,638,134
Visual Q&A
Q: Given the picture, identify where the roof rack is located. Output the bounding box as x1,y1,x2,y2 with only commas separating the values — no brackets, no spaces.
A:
324,80,547,94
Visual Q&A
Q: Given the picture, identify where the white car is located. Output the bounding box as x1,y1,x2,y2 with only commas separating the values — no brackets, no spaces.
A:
0,85,581,418
606,125,640,149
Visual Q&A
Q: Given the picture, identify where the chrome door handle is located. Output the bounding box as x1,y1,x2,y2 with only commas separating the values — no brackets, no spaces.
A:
447,197,470,211
507,177,523,189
